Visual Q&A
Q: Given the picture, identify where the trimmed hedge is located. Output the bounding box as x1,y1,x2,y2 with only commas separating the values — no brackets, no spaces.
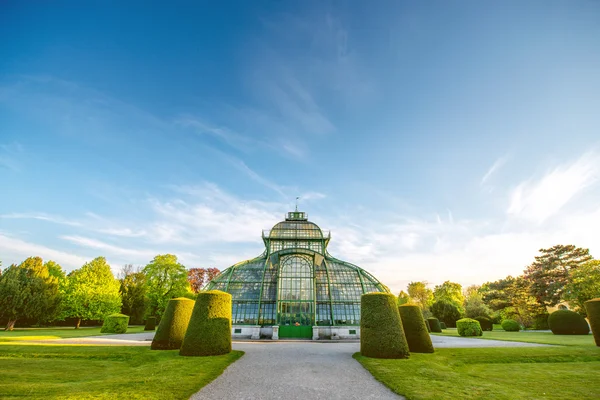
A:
180,290,232,356
151,297,195,350
427,317,442,333
474,316,493,331
100,314,129,334
360,293,410,359
398,304,434,353
501,319,520,332
457,318,483,337
144,316,156,331
585,298,600,346
424,319,431,333
548,309,590,335
440,322,447,330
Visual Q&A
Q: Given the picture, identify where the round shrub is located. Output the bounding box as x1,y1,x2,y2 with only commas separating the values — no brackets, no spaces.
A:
360,293,410,359
100,314,129,334
424,319,431,333
474,316,493,331
180,290,232,356
427,317,442,333
440,322,447,330
431,300,462,328
548,309,590,335
398,304,434,353
584,298,600,346
501,319,521,332
151,297,195,350
144,316,156,331
457,318,483,337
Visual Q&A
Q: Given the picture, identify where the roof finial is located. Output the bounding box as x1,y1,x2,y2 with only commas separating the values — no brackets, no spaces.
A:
295,196,300,212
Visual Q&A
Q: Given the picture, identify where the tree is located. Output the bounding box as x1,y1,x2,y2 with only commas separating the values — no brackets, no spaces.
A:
407,281,433,310
188,268,206,293
524,244,593,307
563,260,600,316
144,254,189,319
0,257,60,330
431,300,462,328
62,257,121,328
188,267,222,293
119,264,147,325
397,290,410,306
481,275,547,328
463,285,491,318
433,281,465,311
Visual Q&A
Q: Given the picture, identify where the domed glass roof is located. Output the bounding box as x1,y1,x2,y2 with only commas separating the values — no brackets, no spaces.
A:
205,211,388,327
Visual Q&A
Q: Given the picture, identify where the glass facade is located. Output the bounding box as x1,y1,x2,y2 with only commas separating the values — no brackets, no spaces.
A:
205,211,389,326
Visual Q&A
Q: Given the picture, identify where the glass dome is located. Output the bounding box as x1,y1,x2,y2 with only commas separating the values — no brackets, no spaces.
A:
205,211,389,328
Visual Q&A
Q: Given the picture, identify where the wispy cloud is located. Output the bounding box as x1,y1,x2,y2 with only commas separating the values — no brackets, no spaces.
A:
61,235,155,259
481,156,508,186
507,151,599,223
223,156,287,197
0,233,88,269
1,212,83,227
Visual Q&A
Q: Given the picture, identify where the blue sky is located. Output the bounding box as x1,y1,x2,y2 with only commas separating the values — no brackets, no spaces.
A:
1,1,599,293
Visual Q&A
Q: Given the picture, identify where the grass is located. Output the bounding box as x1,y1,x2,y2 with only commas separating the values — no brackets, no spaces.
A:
354,345,600,400
0,326,146,342
432,328,595,346
0,344,243,399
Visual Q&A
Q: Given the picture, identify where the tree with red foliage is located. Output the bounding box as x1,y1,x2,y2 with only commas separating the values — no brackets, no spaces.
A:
187,268,221,293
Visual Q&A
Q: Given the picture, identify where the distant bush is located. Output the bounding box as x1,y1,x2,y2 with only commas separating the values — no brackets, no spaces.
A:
474,316,493,331
584,298,600,346
427,317,442,333
431,300,462,328
457,318,483,337
532,313,550,330
440,322,447,330
501,319,521,332
100,314,129,334
180,290,232,356
151,297,195,350
144,316,156,331
360,293,410,359
424,319,431,333
548,310,590,335
398,304,434,353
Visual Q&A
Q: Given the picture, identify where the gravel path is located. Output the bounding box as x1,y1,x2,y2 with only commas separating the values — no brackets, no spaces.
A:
192,341,401,400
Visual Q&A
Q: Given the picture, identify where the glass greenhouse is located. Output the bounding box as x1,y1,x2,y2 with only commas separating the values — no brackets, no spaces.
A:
205,211,389,339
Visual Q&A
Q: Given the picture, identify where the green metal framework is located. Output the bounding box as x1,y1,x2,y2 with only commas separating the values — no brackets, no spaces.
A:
205,211,389,326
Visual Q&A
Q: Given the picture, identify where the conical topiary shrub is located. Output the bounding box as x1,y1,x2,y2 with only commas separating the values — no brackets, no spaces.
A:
151,297,195,350
585,298,600,346
360,293,410,359
427,317,442,333
548,309,590,335
424,318,431,333
398,304,434,353
144,316,156,331
180,290,232,356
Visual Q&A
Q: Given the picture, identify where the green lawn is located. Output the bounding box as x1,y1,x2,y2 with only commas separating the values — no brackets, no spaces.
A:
0,326,146,342
0,344,243,399
354,346,600,400
432,328,595,346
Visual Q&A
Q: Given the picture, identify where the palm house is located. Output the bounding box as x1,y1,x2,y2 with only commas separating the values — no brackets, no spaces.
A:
205,210,389,339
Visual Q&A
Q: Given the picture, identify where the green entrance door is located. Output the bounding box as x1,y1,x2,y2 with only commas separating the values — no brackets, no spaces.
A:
277,255,315,339
279,324,312,339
